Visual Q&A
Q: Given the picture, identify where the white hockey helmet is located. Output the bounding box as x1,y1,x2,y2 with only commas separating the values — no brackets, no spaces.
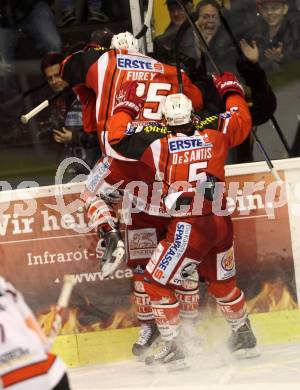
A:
162,93,193,126
110,31,139,52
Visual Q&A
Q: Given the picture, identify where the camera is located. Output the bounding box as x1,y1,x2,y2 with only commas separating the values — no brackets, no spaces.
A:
38,113,65,141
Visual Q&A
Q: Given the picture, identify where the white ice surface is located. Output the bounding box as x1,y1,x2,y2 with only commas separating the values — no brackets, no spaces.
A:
69,343,300,390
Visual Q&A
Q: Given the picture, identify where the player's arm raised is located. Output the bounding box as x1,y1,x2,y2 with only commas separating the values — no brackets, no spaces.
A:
106,81,168,159
213,72,252,147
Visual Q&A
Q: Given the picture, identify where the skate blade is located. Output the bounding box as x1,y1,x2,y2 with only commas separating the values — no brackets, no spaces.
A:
166,358,191,371
233,346,261,359
145,358,191,372
102,247,125,278
134,337,162,362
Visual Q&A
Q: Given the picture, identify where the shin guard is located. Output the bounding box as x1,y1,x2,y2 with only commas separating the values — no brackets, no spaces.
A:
144,280,180,341
175,287,199,321
216,288,248,331
133,275,154,322
151,301,180,341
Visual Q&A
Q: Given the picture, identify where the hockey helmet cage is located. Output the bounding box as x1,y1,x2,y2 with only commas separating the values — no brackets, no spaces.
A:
110,31,139,52
162,93,193,126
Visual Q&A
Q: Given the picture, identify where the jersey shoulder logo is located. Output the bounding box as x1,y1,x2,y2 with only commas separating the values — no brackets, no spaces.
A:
116,54,164,73
125,124,136,135
194,114,219,130
143,124,168,134
220,111,232,119
168,134,212,153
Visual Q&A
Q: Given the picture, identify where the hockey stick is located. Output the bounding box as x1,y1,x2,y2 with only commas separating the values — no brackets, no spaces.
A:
47,274,75,348
174,0,281,182
20,89,67,124
218,1,293,158
174,33,184,93
135,0,154,39
21,1,153,124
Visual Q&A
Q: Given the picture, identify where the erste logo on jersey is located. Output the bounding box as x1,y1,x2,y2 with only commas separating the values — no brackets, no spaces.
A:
168,135,212,153
117,54,164,73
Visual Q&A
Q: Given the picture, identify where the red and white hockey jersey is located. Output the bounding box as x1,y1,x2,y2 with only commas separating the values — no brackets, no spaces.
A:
61,48,203,154
0,277,66,389
106,94,252,211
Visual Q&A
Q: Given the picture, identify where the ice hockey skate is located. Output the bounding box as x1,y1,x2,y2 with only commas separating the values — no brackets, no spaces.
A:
228,318,260,359
132,322,160,358
144,339,189,371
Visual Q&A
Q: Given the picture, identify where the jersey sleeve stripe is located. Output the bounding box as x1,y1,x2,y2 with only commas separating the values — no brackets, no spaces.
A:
150,140,162,179
110,72,121,118
2,354,56,387
96,52,109,122
102,131,137,161
222,117,230,134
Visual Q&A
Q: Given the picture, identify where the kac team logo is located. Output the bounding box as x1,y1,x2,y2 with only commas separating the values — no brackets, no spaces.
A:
125,124,136,135
220,111,232,119
221,247,235,271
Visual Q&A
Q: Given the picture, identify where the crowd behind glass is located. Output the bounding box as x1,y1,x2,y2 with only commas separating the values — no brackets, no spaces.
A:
0,0,299,186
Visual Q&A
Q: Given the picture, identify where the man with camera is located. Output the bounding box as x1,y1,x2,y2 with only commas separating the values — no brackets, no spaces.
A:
40,51,100,176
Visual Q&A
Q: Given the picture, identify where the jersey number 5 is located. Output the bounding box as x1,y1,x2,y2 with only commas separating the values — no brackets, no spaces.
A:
188,161,208,182
137,82,172,121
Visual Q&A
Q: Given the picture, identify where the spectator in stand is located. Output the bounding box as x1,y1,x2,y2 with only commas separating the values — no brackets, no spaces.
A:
234,38,277,163
153,0,195,63
0,0,62,143
194,0,241,74
168,0,277,163
58,0,109,26
219,0,257,38
40,51,100,175
254,0,300,72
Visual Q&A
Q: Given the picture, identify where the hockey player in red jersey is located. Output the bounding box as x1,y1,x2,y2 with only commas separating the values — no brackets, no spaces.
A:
83,153,201,357
103,71,258,366
60,31,203,149
74,32,203,357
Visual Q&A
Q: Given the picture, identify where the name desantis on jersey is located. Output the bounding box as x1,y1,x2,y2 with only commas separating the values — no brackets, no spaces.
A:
171,147,212,164
168,135,213,165
116,54,164,73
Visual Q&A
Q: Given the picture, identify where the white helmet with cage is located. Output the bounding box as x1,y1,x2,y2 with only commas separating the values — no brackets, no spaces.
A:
162,93,193,126
110,31,139,52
